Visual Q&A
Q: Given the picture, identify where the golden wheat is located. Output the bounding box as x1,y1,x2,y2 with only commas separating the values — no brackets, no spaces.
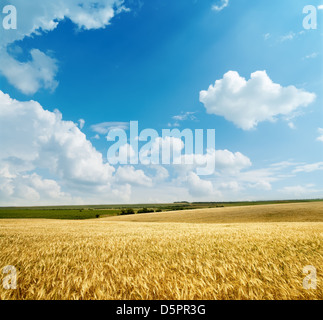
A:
0,218,322,300
103,202,323,224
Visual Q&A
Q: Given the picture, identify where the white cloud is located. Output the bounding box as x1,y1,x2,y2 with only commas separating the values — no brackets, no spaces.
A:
91,122,129,135
293,162,323,173
79,119,85,129
0,89,255,205
107,133,253,199
264,33,271,40
225,168,277,191
174,154,277,198
304,52,319,60
317,128,323,142
149,165,169,182
0,172,76,205
115,166,153,187
212,0,229,12
219,181,242,192
172,112,196,122
278,31,305,43
172,148,252,197
280,185,318,197
207,149,251,173
186,172,216,197
0,0,128,94
1,90,322,205
93,134,100,140
110,143,138,164
0,48,58,95
0,90,134,205
200,70,316,130
138,134,252,176
180,158,323,200
270,161,302,169
180,149,252,175
288,122,296,130
280,32,296,42
169,112,197,127
139,136,185,165
0,0,128,47
168,122,180,128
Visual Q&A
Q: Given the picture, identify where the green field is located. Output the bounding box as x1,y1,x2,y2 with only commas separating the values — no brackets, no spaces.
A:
0,199,321,220
0,208,120,220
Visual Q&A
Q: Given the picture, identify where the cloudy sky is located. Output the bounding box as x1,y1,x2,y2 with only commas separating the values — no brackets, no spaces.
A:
0,0,322,205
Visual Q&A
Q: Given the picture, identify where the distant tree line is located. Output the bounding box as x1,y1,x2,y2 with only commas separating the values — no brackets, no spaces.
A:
119,208,162,215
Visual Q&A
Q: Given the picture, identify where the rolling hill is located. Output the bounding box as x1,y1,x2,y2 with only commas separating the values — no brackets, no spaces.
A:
101,202,323,224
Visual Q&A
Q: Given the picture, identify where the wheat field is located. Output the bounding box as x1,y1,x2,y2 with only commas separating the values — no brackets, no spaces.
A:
0,203,322,300
104,202,323,224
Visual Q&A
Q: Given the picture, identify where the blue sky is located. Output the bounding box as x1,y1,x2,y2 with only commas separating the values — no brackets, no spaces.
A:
0,0,322,205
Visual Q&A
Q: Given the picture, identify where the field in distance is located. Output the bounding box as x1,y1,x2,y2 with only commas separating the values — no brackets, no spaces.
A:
103,201,323,224
0,208,121,220
0,199,321,220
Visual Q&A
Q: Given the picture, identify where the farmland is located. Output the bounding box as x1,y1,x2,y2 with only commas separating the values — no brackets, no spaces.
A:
104,201,323,224
0,199,321,220
0,201,322,300
0,208,121,220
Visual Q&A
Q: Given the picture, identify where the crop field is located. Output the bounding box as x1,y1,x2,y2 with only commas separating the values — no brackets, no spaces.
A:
0,199,319,220
0,208,121,220
0,202,322,300
104,202,323,224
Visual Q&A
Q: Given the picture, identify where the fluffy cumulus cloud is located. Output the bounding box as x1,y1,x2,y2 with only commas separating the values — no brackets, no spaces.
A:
0,91,116,184
100,130,256,200
200,71,316,130
186,172,216,197
181,149,252,175
0,171,74,206
1,90,320,204
171,146,252,198
184,163,274,198
138,136,185,166
0,90,168,205
115,166,153,187
0,90,133,205
0,0,128,94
